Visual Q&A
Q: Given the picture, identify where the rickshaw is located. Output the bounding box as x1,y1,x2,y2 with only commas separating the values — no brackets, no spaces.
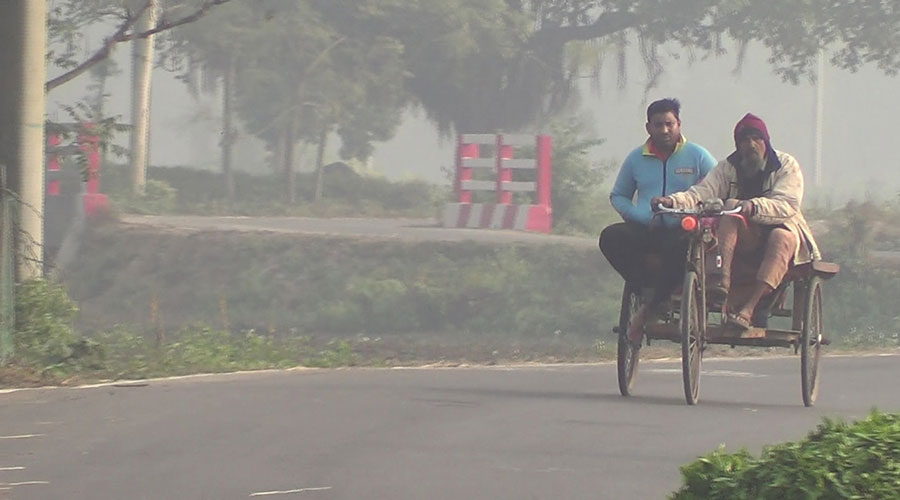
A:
614,203,839,406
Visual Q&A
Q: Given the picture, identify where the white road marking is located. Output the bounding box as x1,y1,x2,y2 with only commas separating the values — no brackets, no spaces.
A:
0,352,897,394
0,434,44,440
0,467,25,471
0,481,49,486
250,487,332,496
644,368,765,378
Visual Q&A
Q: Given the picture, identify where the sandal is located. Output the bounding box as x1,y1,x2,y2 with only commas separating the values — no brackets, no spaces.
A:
726,312,752,330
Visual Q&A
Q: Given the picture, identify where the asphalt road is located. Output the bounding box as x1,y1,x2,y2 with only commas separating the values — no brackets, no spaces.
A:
3,354,899,499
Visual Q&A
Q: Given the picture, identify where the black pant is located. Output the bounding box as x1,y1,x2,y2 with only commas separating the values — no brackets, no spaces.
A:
599,222,688,306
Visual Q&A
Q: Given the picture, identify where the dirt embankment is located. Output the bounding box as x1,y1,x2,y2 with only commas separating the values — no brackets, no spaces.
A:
58,219,623,363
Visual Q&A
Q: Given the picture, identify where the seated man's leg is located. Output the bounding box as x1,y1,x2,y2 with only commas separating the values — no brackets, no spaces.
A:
599,222,652,285
708,214,746,298
728,227,797,329
653,228,689,307
622,227,683,346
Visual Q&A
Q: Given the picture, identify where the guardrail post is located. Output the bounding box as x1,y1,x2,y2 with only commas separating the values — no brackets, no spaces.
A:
47,134,62,196
496,135,513,204
78,126,108,216
536,135,552,209
456,136,478,204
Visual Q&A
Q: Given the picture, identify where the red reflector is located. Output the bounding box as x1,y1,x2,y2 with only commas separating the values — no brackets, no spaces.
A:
47,180,60,196
681,216,698,232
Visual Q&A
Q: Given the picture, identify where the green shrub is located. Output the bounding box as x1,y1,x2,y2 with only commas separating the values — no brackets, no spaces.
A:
91,325,359,379
13,279,102,373
671,411,900,499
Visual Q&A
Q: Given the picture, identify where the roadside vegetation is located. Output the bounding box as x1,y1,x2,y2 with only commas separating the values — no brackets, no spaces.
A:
1,197,897,387
671,410,900,499
101,163,447,219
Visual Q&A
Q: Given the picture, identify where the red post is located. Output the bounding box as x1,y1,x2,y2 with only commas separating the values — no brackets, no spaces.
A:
536,135,552,209
495,135,513,204
78,124,108,216
78,129,100,194
47,134,62,196
456,137,478,204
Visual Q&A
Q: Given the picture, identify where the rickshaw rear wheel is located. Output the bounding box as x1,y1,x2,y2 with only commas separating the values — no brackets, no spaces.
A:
801,276,823,407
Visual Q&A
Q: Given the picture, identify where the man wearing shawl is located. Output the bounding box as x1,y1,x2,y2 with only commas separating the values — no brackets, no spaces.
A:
654,113,821,330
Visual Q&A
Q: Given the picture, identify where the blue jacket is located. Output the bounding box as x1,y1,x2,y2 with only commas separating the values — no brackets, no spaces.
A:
610,137,716,227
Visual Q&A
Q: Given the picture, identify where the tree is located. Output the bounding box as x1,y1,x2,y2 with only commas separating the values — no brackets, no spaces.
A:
376,0,900,135
203,0,408,203
45,0,233,93
382,0,539,134
163,0,263,203
129,0,158,196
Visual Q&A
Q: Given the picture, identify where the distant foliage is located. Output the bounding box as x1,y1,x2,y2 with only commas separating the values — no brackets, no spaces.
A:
813,201,900,344
672,411,900,500
100,164,445,217
109,179,178,214
545,118,618,235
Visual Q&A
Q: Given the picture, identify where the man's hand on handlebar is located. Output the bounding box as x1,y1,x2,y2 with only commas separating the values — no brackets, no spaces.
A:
651,196,673,211
724,198,756,216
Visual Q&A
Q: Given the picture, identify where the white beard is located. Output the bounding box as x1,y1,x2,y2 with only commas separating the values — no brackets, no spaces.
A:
739,153,766,176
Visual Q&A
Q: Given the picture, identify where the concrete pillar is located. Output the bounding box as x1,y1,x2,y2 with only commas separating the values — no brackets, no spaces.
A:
130,0,158,196
0,0,48,279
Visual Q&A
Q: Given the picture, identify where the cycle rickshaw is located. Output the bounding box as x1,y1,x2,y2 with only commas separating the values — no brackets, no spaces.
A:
614,204,839,406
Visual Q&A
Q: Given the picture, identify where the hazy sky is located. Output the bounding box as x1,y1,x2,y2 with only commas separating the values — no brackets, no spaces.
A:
46,37,899,204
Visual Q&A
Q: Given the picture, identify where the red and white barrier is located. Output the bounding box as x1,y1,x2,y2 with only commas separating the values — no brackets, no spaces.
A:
443,134,552,233
47,124,109,217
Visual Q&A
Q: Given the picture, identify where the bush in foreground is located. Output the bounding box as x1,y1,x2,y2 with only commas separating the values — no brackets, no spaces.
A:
12,280,103,375
671,411,900,499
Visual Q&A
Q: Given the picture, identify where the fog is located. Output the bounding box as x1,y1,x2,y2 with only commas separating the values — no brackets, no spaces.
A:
46,36,899,206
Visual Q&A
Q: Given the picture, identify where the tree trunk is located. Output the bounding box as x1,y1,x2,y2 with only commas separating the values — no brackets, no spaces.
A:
313,126,329,202
92,62,112,168
283,120,296,205
221,57,236,204
129,0,158,197
0,0,47,280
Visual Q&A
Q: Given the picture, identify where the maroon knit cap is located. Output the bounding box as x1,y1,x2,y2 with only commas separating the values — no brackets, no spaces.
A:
733,113,770,147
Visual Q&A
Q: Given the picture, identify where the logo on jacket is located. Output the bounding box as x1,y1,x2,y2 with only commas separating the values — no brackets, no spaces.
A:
674,167,696,175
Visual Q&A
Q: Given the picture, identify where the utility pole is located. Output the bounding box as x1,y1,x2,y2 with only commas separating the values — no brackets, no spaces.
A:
0,0,48,280
130,0,159,196
813,50,825,190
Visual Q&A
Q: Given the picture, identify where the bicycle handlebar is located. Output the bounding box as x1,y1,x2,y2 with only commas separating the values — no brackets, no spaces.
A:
654,204,743,216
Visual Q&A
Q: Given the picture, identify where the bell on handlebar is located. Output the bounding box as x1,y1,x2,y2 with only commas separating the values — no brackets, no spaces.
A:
700,198,725,213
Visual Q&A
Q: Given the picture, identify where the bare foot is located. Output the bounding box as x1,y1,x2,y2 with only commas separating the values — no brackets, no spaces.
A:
626,304,649,347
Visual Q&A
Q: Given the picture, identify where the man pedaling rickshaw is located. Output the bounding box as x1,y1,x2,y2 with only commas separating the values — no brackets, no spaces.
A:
652,113,822,332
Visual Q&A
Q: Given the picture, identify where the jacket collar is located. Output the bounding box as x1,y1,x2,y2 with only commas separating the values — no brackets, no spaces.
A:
642,135,686,159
